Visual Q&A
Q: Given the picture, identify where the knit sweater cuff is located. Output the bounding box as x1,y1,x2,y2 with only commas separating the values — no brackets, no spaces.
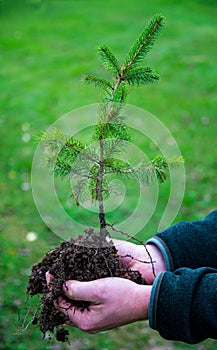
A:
146,236,174,271
149,271,165,329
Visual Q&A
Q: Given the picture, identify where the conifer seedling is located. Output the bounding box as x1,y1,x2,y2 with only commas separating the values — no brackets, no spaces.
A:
26,15,183,342
39,14,181,241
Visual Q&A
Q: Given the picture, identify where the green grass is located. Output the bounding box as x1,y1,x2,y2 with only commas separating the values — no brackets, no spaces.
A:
1,0,217,349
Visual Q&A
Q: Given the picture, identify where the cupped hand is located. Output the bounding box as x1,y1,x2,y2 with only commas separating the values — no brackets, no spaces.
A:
46,272,151,334
113,239,166,284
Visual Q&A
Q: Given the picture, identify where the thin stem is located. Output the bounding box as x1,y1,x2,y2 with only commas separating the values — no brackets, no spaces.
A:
112,75,122,95
98,139,106,231
97,74,124,232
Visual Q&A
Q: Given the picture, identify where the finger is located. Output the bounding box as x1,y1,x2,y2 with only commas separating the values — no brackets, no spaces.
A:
112,239,128,252
109,240,132,268
45,271,54,290
112,239,135,257
63,280,101,303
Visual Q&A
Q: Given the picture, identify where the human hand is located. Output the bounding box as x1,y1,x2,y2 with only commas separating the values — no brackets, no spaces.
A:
113,239,166,284
46,272,152,334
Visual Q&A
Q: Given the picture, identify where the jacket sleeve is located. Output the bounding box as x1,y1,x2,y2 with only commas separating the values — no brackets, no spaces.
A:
149,267,217,343
147,210,217,271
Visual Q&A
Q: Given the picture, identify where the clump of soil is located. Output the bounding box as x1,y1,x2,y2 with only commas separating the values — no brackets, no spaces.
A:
27,228,146,342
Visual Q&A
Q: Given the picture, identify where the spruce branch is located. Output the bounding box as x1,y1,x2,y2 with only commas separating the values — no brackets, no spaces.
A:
123,67,159,85
104,156,184,184
103,158,130,174
39,128,84,156
98,45,121,75
82,75,113,93
124,14,165,71
46,158,93,180
112,84,128,103
39,128,104,180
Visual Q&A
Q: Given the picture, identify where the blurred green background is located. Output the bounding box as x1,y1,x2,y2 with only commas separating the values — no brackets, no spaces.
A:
1,0,217,349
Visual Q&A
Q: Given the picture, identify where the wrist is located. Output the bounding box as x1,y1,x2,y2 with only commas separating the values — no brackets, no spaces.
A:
134,285,152,320
142,244,166,284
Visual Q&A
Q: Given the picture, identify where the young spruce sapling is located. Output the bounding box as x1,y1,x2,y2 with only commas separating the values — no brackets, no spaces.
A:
39,14,182,242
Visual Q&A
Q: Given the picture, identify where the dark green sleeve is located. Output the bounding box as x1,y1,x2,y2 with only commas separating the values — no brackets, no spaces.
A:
148,210,217,271
149,267,217,343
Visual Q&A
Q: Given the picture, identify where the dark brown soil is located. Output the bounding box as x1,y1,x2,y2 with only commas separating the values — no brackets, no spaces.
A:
27,228,147,342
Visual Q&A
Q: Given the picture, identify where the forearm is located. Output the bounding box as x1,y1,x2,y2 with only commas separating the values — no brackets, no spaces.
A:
149,267,217,343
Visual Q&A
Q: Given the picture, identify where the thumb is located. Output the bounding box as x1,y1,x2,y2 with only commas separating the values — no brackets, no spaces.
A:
63,280,100,303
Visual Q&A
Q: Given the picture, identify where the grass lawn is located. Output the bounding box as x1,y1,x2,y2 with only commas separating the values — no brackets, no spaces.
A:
0,0,217,349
